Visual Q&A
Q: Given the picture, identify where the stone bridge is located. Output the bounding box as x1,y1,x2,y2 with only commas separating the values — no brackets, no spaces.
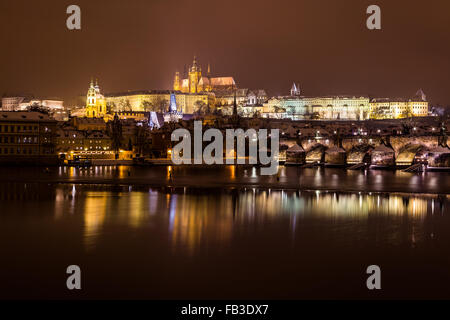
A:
280,135,449,166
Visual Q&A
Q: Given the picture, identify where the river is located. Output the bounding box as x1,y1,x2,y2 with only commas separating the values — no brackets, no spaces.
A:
0,166,449,299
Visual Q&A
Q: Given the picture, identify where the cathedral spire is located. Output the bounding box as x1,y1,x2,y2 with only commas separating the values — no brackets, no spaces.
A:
191,55,201,73
291,83,300,96
415,88,426,101
173,71,181,91
207,63,211,76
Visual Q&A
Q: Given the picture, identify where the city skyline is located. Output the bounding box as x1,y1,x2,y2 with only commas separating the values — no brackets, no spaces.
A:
1,0,450,105
1,0,450,305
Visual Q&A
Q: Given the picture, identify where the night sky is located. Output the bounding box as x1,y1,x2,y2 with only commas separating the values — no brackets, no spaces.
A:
1,0,449,105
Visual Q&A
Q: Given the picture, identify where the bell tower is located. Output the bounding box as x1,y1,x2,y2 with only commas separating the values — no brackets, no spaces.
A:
86,78,97,117
206,63,212,92
85,77,107,118
188,56,202,93
173,71,181,91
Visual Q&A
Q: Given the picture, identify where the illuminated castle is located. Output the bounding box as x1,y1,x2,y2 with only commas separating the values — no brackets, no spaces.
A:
85,78,107,118
173,56,236,94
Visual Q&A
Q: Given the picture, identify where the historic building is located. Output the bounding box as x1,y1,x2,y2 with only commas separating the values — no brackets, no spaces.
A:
1,96,64,112
71,117,107,131
1,96,28,111
173,56,236,94
370,89,429,119
56,126,114,160
85,79,107,118
0,111,57,164
105,90,210,115
263,84,371,120
263,85,428,120
215,89,268,107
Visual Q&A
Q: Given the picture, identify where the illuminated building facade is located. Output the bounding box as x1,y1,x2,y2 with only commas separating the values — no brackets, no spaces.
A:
1,96,27,111
71,117,107,131
56,128,113,160
370,90,429,119
173,56,236,94
215,89,268,107
105,90,210,115
2,96,64,113
264,93,371,120
85,79,107,118
0,112,57,164
263,85,428,120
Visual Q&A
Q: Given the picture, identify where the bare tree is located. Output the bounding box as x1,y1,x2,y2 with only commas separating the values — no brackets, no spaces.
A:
155,97,168,113
141,100,153,112
119,99,132,112
111,115,123,159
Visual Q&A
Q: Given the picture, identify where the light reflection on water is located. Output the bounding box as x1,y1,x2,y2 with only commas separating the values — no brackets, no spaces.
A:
1,166,449,194
1,181,450,299
41,185,447,253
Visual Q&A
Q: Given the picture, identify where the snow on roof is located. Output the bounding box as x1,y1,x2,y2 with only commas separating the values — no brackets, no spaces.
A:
209,77,236,86
0,111,52,121
373,145,394,152
287,144,304,152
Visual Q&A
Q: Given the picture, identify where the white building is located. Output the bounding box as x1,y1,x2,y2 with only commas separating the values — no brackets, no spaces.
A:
1,96,27,111
264,94,370,120
1,96,64,111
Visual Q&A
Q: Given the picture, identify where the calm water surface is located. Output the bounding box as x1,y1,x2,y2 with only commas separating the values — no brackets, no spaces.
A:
0,166,449,299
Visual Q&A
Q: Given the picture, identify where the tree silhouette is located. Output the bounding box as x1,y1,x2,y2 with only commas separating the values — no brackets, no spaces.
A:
111,114,122,159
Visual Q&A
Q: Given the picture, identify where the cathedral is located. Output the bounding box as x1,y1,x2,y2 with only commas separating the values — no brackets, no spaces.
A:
173,56,236,94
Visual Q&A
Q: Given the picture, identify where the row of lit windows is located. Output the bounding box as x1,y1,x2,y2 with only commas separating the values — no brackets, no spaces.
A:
0,125,39,133
0,136,38,144
67,146,110,151
60,140,107,144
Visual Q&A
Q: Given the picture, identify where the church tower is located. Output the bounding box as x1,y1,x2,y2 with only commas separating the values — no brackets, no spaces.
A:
290,83,301,96
85,77,107,118
206,63,212,92
188,56,202,93
173,71,181,91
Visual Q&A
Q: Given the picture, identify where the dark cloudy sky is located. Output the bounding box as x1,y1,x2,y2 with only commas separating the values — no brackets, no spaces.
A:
0,0,449,105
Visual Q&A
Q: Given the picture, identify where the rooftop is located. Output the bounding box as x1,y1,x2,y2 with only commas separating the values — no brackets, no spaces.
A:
0,111,54,121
